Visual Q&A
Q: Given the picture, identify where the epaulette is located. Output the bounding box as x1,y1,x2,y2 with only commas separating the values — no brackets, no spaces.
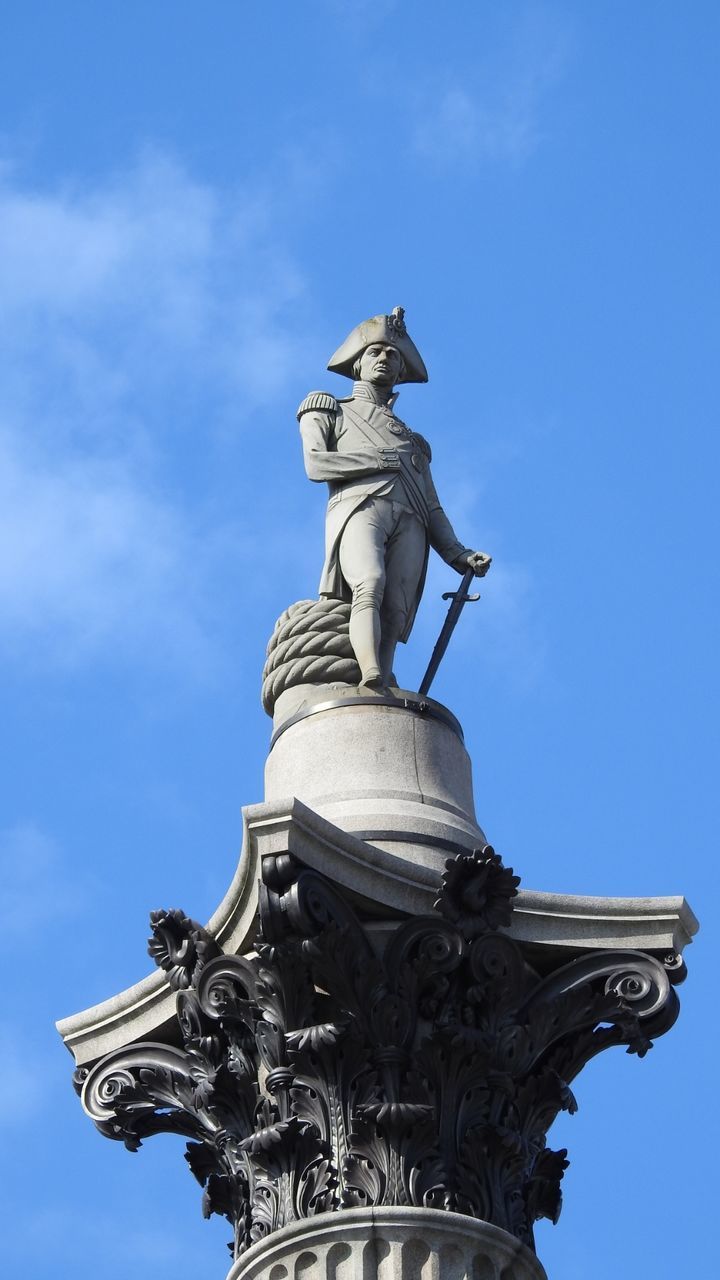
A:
412,431,432,462
296,391,339,421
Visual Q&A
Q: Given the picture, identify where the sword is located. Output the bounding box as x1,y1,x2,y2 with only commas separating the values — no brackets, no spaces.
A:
418,567,481,697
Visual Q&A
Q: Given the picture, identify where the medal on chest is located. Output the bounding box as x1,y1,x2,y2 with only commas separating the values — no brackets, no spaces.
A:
376,405,410,437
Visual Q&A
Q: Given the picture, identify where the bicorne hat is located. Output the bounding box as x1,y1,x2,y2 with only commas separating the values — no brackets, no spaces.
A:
327,307,428,384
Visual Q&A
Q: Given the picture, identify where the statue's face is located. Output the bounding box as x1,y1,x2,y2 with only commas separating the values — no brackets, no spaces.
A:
357,343,404,387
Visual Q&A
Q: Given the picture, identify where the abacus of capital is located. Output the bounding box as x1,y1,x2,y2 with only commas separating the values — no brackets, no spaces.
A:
58,310,697,1280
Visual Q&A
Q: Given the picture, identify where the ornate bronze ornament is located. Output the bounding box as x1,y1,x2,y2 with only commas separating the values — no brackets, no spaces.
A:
76,847,682,1264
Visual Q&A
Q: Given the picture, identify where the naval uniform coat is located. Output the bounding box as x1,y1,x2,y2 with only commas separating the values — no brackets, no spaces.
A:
297,382,470,642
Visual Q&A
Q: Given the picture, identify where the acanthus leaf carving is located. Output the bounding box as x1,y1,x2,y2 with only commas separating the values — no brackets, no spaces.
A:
75,844,685,1261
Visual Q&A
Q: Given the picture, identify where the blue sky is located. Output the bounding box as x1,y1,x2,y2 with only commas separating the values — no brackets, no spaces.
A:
0,2,717,1277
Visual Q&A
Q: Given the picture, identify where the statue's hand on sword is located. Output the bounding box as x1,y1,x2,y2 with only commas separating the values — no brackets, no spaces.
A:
453,549,493,578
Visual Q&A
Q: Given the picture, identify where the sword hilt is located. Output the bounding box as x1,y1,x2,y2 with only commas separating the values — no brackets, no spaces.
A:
441,588,481,602
441,564,481,604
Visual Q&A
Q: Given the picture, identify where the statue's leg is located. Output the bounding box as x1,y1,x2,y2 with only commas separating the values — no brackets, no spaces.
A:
379,508,427,686
338,500,392,685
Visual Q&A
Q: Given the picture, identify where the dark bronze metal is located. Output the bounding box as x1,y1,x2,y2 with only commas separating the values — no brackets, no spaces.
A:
75,847,682,1265
418,567,481,696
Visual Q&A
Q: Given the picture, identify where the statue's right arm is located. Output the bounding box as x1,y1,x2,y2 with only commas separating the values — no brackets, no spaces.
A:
297,394,399,483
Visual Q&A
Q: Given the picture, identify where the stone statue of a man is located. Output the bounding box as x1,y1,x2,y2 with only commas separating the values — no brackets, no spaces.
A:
297,308,491,690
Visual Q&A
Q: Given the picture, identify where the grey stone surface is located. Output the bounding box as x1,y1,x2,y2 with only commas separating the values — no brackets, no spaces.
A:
57,795,698,1067
297,307,491,688
272,679,354,728
264,694,485,868
270,680,466,737
226,1207,548,1280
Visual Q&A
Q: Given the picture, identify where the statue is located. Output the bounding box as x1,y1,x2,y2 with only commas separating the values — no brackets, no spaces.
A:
296,307,492,690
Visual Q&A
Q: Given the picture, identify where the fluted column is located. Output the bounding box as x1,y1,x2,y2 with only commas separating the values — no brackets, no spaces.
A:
227,1208,547,1280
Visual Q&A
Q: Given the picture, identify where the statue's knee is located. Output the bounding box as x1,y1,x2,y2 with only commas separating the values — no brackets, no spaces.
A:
351,579,384,612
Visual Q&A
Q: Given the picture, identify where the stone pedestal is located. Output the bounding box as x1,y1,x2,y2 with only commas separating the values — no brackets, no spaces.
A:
227,1208,547,1280
265,691,485,869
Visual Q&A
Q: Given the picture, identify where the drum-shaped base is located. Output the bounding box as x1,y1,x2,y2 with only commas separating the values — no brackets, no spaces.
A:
265,691,486,872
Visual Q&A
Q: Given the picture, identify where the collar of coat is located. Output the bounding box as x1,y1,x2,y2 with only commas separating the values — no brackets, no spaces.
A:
350,380,399,410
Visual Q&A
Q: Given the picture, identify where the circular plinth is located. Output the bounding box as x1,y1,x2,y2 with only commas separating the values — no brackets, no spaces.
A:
265,689,485,873
227,1207,547,1280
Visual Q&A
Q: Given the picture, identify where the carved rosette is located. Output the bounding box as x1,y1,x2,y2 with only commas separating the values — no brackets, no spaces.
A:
75,846,683,1264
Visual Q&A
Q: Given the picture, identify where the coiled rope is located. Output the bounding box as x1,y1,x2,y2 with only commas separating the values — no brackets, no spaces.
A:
261,598,361,715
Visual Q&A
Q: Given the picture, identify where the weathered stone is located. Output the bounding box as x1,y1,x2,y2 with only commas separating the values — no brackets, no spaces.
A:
265,694,484,867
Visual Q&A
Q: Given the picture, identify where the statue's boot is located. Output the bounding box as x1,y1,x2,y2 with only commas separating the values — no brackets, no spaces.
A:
379,623,403,688
359,670,384,690
349,604,383,687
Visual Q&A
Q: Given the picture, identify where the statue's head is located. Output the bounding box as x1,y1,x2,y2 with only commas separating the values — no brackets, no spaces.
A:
352,343,405,387
327,307,428,385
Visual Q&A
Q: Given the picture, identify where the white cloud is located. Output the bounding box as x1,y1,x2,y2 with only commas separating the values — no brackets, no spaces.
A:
412,543,544,696
0,153,313,669
406,448,546,693
0,152,310,427
412,17,570,167
0,429,224,666
414,88,517,165
320,0,399,22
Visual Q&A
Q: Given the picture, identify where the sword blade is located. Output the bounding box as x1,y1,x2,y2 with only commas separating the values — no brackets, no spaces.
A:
418,567,478,697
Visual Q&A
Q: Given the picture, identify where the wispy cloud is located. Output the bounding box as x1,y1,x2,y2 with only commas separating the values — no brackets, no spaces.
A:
414,541,545,696
414,87,531,165
0,429,228,667
320,0,399,23
408,447,546,693
412,16,571,168
0,153,312,670
0,152,309,419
